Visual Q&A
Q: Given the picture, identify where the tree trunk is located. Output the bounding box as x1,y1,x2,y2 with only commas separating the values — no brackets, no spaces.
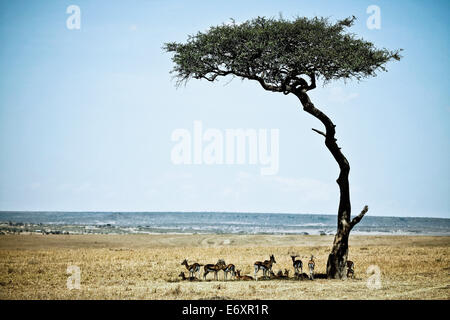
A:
294,88,368,279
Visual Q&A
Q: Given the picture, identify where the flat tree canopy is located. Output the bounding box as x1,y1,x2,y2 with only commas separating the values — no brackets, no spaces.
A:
164,16,401,93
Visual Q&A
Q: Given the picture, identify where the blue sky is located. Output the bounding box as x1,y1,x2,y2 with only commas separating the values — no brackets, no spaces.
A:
0,0,448,217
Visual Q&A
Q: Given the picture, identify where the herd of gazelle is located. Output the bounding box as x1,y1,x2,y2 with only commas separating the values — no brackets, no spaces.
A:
179,255,355,281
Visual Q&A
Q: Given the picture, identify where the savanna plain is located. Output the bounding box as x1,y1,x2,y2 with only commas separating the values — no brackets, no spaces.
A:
0,234,448,299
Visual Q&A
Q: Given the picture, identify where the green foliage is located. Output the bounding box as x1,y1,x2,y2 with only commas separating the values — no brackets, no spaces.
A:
164,16,401,92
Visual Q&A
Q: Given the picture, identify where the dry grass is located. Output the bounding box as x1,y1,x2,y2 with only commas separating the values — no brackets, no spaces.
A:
0,234,449,299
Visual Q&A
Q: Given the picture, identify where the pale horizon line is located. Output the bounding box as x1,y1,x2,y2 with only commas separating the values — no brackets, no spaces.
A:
0,210,448,220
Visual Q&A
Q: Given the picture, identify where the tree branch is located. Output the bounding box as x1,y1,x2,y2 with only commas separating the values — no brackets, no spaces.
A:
204,64,284,93
253,76,281,92
311,128,326,137
350,205,369,229
307,72,316,91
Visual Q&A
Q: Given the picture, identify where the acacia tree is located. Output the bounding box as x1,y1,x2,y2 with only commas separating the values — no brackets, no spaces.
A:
164,16,401,279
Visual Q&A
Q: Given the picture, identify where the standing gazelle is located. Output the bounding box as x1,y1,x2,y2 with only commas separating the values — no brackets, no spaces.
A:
203,259,225,280
181,259,202,278
254,254,276,280
308,255,315,280
346,260,355,279
291,255,303,275
221,261,236,280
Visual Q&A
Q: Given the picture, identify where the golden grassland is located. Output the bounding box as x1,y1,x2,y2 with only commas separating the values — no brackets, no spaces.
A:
0,234,449,299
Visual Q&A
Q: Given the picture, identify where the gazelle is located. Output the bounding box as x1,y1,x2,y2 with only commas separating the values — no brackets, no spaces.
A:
221,261,236,280
181,259,202,278
254,254,276,280
294,270,304,280
178,271,197,281
203,259,225,280
308,255,315,280
346,260,355,279
236,270,254,281
291,255,303,275
271,269,289,279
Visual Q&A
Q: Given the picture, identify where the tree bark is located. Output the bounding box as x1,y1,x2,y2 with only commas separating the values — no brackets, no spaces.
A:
294,87,368,279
